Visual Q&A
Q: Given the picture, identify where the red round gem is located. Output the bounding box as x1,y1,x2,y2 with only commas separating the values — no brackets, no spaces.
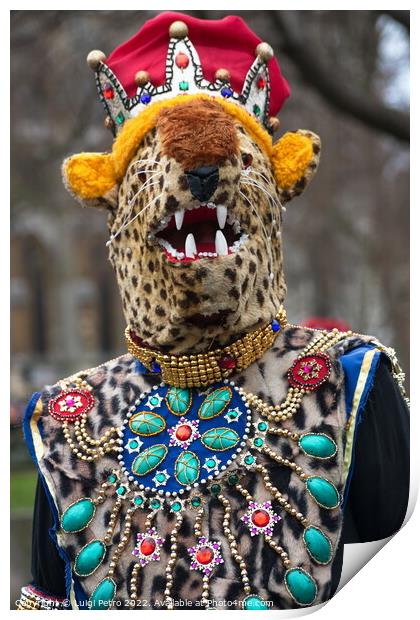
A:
175,52,189,69
48,389,95,422
175,424,192,441
140,537,156,556
103,87,114,99
251,509,271,528
257,76,266,90
218,355,237,370
288,353,332,391
196,546,214,565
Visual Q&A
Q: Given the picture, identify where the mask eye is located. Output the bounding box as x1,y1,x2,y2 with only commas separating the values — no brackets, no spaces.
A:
241,153,253,168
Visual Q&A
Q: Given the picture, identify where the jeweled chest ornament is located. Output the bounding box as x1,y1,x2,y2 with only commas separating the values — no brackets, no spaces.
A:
48,388,95,422
56,327,350,610
288,353,331,391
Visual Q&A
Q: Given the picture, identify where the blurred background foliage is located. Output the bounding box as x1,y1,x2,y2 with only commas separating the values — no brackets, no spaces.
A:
10,10,409,605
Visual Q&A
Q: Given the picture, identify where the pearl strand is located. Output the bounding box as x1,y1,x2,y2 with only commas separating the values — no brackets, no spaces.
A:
164,512,183,610
218,493,251,596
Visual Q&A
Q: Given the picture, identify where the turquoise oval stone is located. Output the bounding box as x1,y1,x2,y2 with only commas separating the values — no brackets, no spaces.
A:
243,595,268,610
175,451,200,485
89,578,116,609
285,568,317,606
306,477,340,509
132,444,168,476
201,427,240,451
299,433,337,459
129,411,166,436
198,387,232,420
166,387,192,415
61,498,95,533
74,540,106,577
303,526,332,564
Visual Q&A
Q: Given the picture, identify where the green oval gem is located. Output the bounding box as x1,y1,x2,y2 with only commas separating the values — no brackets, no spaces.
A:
285,568,317,606
228,473,239,486
191,496,202,507
306,477,340,509
134,496,144,506
201,427,240,451
150,498,161,510
253,437,264,448
132,444,168,476
166,387,192,415
210,483,221,496
107,474,117,484
299,434,337,459
175,451,200,485
61,498,95,533
257,422,268,432
89,578,116,609
75,540,106,577
171,501,182,512
244,455,255,465
243,595,268,610
303,526,332,564
198,387,232,420
129,411,166,436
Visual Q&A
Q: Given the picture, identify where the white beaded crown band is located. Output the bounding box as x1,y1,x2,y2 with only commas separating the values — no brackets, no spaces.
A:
87,20,275,136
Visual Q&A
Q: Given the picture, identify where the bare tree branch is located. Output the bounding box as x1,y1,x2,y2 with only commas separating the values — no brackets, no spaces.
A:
273,12,409,143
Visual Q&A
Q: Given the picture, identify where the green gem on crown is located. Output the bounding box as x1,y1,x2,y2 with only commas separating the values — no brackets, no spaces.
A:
179,81,189,91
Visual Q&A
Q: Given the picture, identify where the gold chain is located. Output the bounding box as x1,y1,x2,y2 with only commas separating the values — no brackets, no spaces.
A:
125,307,288,388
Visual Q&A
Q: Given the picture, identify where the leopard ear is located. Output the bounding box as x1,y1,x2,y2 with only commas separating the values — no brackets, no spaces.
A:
62,152,119,209
271,130,321,203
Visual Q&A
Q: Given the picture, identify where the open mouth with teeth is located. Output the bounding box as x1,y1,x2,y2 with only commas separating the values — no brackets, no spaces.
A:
150,203,248,263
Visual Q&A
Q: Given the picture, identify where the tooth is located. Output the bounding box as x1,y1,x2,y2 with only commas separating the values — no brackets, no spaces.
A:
175,209,185,230
185,233,197,258
215,230,228,256
217,205,227,229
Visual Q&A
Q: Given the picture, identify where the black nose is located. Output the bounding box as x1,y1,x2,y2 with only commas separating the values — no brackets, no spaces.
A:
186,165,219,203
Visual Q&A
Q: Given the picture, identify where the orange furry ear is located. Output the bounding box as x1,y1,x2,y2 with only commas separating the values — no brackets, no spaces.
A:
62,153,119,208
271,130,321,202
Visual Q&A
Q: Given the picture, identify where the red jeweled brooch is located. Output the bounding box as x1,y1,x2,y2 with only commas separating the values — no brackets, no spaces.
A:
48,389,95,422
287,353,332,391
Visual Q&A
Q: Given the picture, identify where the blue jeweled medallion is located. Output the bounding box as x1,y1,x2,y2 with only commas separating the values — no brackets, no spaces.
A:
120,381,251,495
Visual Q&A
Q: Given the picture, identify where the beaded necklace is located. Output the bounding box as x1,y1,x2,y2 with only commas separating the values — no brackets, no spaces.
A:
48,326,352,609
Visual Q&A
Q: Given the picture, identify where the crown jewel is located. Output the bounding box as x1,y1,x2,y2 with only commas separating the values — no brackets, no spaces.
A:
88,20,274,136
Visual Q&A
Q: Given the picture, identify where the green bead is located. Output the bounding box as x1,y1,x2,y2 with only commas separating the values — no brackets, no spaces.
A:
129,440,138,449
306,477,340,509
285,568,317,606
89,578,116,610
149,396,161,406
303,526,332,564
61,498,95,533
116,486,126,496
206,459,216,468
257,422,268,432
244,455,255,465
116,112,125,124
171,501,182,512
132,444,168,476
156,473,166,483
253,104,261,117
199,387,232,420
253,437,264,448
227,473,239,486
243,595,268,610
150,498,161,510
129,411,166,436
166,387,192,415
210,484,221,496
179,81,189,91
299,433,337,459
107,474,117,484
175,451,200,485
201,427,240,451
74,540,106,577
191,496,202,507
134,496,144,506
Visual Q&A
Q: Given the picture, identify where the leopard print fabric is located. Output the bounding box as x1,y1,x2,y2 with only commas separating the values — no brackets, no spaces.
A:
30,326,380,610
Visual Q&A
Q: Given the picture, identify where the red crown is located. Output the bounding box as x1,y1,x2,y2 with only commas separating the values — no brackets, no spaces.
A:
86,12,290,135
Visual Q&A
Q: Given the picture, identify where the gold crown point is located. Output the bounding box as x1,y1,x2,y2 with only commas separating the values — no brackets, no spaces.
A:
135,70,150,86
169,20,188,39
87,49,106,70
215,68,231,82
256,42,274,62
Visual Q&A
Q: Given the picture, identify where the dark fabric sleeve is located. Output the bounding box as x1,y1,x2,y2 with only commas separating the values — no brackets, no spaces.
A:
330,357,410,595
30,476,67,598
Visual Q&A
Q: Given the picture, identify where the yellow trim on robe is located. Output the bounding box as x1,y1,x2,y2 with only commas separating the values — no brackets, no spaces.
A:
343,348,378,485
